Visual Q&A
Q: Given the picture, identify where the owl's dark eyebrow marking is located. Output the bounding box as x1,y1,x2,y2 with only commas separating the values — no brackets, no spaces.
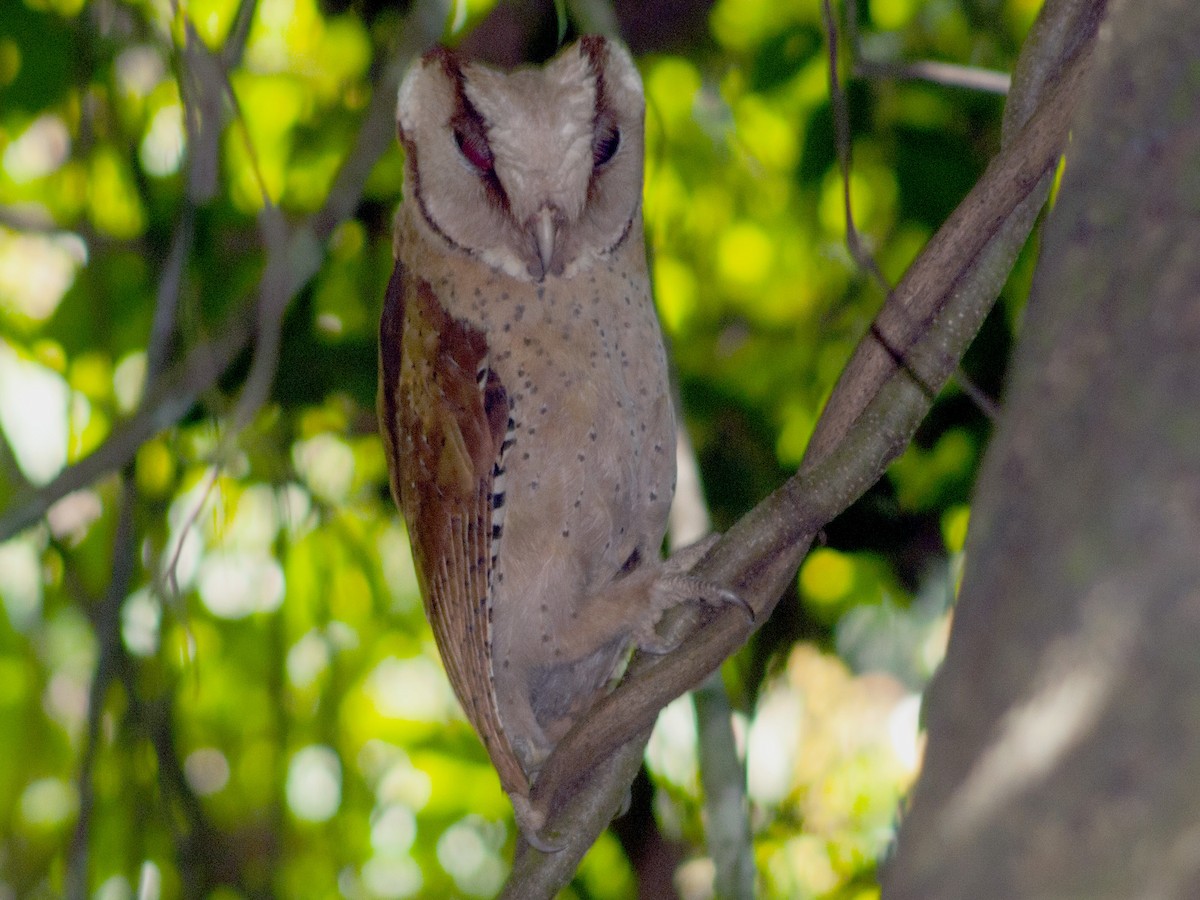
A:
427,47,512,215
580,35,609,115
580,35,618,197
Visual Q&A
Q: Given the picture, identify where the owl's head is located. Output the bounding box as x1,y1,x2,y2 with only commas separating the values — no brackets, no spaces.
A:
396,36,645,282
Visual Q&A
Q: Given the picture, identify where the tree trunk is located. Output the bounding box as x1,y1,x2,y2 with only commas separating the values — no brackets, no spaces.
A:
883,0,1200,896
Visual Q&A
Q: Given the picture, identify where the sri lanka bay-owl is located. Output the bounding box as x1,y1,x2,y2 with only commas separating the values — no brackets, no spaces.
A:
378,35,730,847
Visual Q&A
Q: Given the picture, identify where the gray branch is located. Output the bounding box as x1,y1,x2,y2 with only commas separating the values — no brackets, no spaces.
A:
502,2,1102,894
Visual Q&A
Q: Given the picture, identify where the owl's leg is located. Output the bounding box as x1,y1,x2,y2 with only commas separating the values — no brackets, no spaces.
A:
520,547,745,742
546,537,747,659
555,536,737,637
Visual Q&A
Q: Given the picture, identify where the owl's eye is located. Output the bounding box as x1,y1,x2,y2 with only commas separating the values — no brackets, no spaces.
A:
592,122,620,168
454,126,494,173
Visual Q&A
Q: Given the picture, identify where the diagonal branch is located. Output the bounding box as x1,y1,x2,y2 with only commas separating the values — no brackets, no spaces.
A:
502,1,1104,893
599,2,1097,788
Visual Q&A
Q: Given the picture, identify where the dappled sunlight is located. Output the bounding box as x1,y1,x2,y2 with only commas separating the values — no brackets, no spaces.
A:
120,586,161,657
286,743,343,822
0,342,68,483
366,654,461,724
184,746,232,796
939,594,1136,845
20,777,77,829
0,228,84,325
646,635,939,898
646,694,702,793
0,532,44,631
3,114,70,183
746,685,804,805
759,647,916,897
114,44,167,98
292,431,356,504
436,816,508,897
139,103,186,177
198,549,286,618
0,0,1037,893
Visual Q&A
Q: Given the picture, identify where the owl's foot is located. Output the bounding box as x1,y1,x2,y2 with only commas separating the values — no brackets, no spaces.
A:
511,793,563,854
636,539,753,654
664,534,754,620
662,574,752,620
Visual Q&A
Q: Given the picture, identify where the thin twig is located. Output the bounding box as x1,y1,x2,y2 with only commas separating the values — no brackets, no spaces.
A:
845,0,1011,95
221,0,259,70
954,369,1002,421
822,0,891,295
0,304,253,543
64,475,138,900
145,202,194,386
826,0,1000,422
63,157,202,900
159,15,292,592
856,59,1012,95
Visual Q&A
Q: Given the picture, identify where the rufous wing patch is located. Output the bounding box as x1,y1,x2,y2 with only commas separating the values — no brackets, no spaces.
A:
378,261,527,796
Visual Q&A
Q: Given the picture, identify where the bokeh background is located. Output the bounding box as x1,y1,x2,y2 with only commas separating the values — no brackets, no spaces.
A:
0,0,1041,896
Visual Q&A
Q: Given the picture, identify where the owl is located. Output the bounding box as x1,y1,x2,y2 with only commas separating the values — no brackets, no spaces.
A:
378,36,723,847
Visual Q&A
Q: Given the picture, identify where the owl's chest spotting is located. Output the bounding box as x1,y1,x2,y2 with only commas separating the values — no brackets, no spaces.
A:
422,250,674,562
429,258,669,446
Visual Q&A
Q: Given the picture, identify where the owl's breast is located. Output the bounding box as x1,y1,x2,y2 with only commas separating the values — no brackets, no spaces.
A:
496,265,673,556
397,215,675,555
471,270,669,639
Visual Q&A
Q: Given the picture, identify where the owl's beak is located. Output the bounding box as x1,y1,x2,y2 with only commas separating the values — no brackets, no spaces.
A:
533,207,557,278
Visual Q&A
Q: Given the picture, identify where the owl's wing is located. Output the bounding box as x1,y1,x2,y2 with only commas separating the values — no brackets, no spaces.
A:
378,261,527,796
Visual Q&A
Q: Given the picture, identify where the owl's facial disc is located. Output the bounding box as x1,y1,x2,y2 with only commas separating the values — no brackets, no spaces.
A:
397,36,646,283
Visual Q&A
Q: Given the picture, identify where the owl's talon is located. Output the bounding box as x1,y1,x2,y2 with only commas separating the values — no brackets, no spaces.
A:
662,536,752,621
523,826,565,854
717,587,755,623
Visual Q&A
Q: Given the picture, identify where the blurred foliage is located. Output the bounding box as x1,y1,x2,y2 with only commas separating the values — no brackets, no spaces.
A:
0,0,1041,896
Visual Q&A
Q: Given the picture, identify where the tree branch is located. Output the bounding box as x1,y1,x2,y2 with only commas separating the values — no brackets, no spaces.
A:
502,3,1102,893
845,0,1012,95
